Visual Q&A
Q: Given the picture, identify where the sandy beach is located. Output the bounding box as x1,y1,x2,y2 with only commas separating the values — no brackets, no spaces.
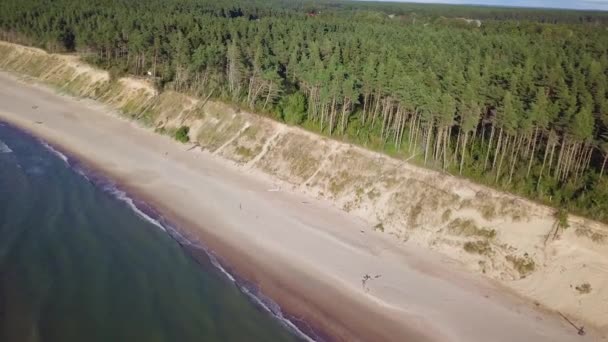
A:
0,71,600,341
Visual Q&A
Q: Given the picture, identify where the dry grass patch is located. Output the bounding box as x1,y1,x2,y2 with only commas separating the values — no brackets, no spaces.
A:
575,283,592,294
258,133,327,184
220,123,274,164
441,209,452,223
196,115,245,152
448,218,496,239
234,145,254,159
463,240,492,255
575,226,607,244
328,170,355,196
407,202,423,229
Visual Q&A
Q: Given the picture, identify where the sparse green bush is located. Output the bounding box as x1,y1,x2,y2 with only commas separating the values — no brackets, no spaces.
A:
235,145,253,159
108,65,127,82
506,254,536,277
554,208,570,230
574,226,606,243
280,92,306,125
174,126,190,143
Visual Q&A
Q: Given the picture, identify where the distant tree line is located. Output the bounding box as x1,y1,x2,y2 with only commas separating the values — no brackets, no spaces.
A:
1,0,607,222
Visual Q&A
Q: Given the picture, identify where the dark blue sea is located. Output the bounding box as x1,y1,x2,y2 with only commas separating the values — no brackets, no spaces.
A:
0,122,305,342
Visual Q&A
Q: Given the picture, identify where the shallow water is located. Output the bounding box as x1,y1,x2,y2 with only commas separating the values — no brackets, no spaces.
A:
0,123,301,342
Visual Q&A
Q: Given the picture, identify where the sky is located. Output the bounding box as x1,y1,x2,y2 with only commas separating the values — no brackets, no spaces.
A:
373,0,608,11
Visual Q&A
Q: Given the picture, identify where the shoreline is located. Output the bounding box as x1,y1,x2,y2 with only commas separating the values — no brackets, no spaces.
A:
0,124,434,342
5,123,328,341
0,121,433,342
0,70,602,341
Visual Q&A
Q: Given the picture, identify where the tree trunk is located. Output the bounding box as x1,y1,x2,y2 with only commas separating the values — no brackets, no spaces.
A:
380,99,388,141
555,137,567,179
496,133,509,182
443,126,449,169
395,106,405,149
424,120,433,165
492,128,504,170
262,83,274,110
153,46,157,78
412,112,420,156
371,94,381,128
527,127,538,177
320,102,326,132
408,110,418,153
434,126,443,161
508,134,523,184
484,125,495,171
340,101,348,135
561,142,576,182
362,93,370,124
537,139,550,190
548,140,556,174
460,131,469,175
454,129,461,165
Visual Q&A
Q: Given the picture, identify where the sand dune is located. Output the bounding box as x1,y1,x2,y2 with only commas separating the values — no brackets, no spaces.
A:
1,45,606,333
0,70,604,341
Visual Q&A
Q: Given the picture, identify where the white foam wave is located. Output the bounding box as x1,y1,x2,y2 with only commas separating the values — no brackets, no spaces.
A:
240,286,316,342
0,140,12,153
109,188,166,232
167,231,237,283
164,225,192,245
74,167,91,181
66,162,317,342
154,215,316,341
41,141,68,163
207,253,236,283
163,228,315,341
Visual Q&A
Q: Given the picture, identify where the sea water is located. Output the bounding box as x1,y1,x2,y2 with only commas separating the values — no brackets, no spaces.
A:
0,122,304,342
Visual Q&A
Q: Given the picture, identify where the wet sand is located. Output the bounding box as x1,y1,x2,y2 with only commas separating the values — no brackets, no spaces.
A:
0,71,594,341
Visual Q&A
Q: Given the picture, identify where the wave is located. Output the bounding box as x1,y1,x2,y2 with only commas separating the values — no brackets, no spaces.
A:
0,139,12,153
108,187,167,232
207,252,236,283
74,167,90,181
109,189,318,340
40,141,68,163
240,285,318,342
99,179,319,341
182,237,316,341
185,243,237,283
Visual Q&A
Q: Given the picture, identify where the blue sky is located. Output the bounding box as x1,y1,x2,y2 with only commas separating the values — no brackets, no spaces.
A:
373,0,608,11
